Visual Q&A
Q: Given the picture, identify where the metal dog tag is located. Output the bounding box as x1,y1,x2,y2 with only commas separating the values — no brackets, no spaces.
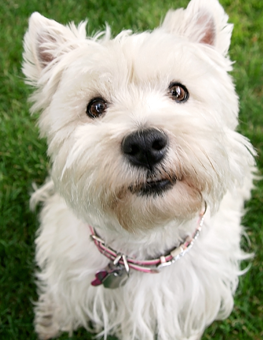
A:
102,266,127,289
91,262,128,289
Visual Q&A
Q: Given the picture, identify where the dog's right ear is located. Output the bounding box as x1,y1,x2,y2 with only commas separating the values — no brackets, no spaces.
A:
22,12,87,85
161,0,233,57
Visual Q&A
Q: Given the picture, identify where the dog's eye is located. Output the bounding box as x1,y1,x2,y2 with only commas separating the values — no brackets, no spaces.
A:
168,83,189,103
86,97,107,118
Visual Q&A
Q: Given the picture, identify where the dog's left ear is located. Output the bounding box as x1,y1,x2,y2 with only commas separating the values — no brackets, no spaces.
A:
23,12,87,85
161,0,233,56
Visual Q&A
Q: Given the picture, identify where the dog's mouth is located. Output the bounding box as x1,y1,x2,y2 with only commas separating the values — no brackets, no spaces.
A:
129,174,177,196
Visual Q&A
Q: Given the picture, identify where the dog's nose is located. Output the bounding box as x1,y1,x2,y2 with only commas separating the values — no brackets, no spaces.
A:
121,129,168,170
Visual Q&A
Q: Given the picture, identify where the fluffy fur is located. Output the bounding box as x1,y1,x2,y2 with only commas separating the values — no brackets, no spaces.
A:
23,0,255,339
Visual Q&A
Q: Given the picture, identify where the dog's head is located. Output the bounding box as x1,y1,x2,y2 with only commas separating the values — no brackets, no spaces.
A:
23,0,254,231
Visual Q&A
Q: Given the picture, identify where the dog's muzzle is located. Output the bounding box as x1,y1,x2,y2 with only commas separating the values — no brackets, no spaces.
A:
122,129,175,195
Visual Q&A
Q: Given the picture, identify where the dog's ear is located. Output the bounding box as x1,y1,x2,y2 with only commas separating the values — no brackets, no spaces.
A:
22,12,87,84
161,0,233,56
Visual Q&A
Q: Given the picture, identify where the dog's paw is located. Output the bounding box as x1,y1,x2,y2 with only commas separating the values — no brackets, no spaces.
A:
34,295,61,339
184,333,202,340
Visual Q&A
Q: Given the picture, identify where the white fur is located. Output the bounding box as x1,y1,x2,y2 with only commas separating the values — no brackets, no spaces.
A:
23,0,255,339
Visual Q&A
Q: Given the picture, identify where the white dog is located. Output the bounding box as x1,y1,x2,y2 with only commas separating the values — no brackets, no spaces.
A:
23,0,255,339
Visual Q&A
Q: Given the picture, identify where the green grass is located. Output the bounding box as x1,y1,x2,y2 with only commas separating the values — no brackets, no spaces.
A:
0,0,262,339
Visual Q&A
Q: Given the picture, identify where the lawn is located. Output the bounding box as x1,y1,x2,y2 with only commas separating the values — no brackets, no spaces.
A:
0,0,262,339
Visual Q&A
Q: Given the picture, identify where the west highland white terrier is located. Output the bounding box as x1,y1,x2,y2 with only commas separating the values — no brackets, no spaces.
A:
23,0,255,339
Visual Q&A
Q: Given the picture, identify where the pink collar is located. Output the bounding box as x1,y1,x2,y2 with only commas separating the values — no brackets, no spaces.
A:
90,203,207,282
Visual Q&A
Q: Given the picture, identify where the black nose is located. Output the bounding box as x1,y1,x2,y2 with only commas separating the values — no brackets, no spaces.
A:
121,129,168,170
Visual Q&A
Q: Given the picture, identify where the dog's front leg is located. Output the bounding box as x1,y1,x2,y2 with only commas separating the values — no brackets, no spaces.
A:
34,292,62,340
